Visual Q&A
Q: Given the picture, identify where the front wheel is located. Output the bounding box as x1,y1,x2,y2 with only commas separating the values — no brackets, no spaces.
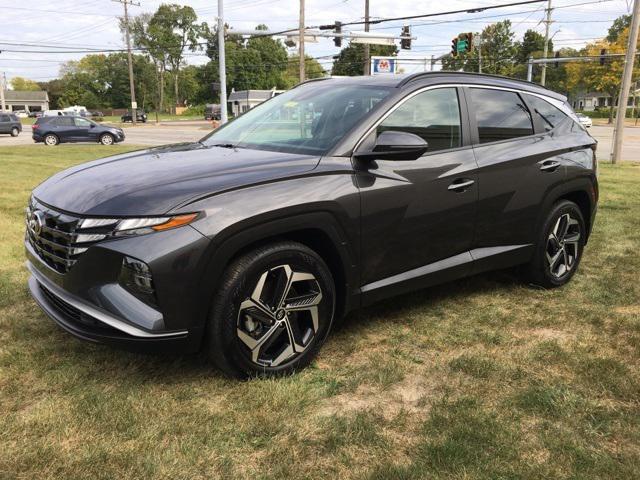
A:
206,241,336,378
524,200,586,288
99,133,114,145
10,127,19,137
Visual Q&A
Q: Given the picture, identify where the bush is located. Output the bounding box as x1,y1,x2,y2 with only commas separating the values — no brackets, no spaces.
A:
577,108,640,119
182,104,205,116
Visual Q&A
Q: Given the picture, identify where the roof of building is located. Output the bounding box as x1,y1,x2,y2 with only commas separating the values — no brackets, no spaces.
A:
3,90,49,102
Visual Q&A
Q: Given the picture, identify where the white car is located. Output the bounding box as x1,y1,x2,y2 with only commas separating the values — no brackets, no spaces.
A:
14,110,29,118
576,114,592,128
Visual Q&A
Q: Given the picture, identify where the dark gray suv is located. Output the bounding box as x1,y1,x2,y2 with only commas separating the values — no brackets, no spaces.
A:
25,72,598,377
0,113,22,137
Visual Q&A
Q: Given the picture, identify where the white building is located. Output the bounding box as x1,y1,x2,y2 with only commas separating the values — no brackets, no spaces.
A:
2,90,49,112
227,89,283,117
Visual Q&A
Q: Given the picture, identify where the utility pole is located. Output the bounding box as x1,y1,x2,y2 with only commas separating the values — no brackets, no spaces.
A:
299,0,305,82
0,72,5,112
218,0,228,123
540,0,552,86
114,0,139,126
475,35,482,73
363,0,370,75
611,0,640,163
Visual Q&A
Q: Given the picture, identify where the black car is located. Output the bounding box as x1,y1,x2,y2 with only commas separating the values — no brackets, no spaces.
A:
204,103,221,120
0,112,22,137
121,109,147,123
32,115,125,145
25,73,598,378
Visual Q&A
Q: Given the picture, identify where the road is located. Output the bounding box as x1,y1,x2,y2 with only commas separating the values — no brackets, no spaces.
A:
3,121,640,162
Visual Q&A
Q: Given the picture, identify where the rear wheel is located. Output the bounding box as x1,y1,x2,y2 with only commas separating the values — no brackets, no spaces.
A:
207,241,335,378
44,134,59,146
99,133,114,145
10,127,19,137
524,200,585,288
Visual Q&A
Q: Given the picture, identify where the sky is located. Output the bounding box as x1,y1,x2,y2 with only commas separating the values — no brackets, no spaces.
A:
0,0,633,86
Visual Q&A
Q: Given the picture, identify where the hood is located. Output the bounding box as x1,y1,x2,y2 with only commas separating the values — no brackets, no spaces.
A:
33,143,321,216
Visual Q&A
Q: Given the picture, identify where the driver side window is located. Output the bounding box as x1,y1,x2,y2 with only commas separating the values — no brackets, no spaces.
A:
377,88,461,153
74,117,91,127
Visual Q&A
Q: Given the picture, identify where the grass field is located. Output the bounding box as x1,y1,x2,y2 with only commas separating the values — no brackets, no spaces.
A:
1,145,639,479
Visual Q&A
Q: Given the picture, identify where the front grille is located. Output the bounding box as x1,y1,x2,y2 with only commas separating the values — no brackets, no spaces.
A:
39,284,118,332
26,198,117,274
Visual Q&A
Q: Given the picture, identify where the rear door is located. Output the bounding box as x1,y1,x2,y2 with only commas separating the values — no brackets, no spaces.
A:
357,86,478,300
467,87,568,261
0,114,9,133
52,116,75,140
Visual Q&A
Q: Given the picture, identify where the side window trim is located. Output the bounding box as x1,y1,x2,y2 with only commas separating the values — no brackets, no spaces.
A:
520,93,546,135
464,86,538,147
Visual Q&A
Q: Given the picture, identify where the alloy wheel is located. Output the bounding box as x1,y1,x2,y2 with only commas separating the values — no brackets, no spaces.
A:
101,134,114,145
546,213,581,279
236,264,323,367
44,135,57,146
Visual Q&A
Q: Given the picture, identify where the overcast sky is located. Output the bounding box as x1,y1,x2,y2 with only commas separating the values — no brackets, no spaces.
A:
0,0,632,85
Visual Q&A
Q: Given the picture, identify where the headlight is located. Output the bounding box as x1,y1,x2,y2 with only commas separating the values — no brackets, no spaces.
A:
79,213,199,237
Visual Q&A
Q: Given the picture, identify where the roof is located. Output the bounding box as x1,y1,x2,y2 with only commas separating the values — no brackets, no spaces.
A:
3,90,49,102
300,71,567,102
227,90,281,102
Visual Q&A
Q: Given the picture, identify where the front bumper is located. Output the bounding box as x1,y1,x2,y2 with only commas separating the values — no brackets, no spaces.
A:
25,223,211,353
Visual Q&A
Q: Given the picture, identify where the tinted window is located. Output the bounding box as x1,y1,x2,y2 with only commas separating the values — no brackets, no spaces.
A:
55,117,74,126
377,88,461,152
10,115,19,122
0,115,8,122
525,94,569,131
469,88,533,143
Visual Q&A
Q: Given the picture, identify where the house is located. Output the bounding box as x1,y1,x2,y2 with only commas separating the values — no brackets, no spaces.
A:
227,89,283,117
1,90,49,112
572,90,639,111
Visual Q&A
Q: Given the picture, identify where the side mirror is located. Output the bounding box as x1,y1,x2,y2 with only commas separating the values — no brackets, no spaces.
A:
90,124,95,128
354,130,428,161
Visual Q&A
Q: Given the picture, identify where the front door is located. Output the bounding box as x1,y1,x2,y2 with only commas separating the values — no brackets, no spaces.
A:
72,117,95,141
356,87,478,301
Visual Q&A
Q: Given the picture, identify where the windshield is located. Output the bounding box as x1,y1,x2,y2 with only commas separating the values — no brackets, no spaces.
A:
202,81,391,155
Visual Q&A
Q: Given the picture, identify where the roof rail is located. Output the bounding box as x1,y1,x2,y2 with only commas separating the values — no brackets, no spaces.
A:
397,71,554,92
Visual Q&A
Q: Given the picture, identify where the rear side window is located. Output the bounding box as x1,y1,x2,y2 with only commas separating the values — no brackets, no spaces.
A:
0,115,8,122
55,117,74,126
469,88,533,143
10,114,19,122
525,94,569,131
378,87,461,152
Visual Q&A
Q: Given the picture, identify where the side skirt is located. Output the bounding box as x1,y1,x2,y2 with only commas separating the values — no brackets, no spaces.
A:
359,244,533,307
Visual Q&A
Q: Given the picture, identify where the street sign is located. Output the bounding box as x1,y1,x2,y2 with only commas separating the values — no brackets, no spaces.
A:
351,32,396,46
131,101,137,109
372,57,396,74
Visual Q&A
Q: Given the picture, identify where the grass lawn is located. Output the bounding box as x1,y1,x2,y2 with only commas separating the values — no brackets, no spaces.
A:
1,145,639,479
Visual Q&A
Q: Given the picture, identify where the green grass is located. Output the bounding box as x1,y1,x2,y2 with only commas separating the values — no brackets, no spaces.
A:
1,145,639,479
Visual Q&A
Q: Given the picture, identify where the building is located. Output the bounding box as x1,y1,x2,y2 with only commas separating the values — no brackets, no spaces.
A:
572,90,640,111
227,89,283,117
1,90,49,112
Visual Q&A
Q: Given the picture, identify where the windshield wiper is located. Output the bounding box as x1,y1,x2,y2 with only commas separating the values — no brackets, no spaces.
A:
211,143,236,149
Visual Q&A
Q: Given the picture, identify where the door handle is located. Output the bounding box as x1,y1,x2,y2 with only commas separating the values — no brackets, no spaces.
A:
448,179,475,191
539,160,561,172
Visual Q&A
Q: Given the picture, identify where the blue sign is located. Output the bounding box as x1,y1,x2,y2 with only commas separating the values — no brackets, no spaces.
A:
373,58,396,74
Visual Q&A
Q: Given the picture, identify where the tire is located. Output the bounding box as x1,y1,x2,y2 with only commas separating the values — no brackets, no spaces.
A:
524,200,586,288
206,241,336,378
99,133,114,145
10,127,19,137
44,134,59,146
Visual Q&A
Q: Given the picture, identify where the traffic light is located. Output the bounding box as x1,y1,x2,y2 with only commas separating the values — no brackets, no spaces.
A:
600,48,607,66
400,25,411,50
451,37,459,57
457,32,473,53
334,21,342,48
554,51,560,68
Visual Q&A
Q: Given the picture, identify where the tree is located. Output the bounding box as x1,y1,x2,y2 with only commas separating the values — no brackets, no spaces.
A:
442,20,516,76
607,14,632,42
283,55,325,88
515,29,552,64
150,4,202,109
566,29,639,123
331,43,397,76
10,77,41,91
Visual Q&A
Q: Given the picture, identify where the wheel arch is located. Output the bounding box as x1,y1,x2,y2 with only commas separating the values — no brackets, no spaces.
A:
194,211,358,338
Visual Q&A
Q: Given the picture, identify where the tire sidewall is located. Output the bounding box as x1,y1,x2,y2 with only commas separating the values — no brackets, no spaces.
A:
44,134,58,146
209,243,335,378
534,200,586,287
11,127,19,137
100,134,114,145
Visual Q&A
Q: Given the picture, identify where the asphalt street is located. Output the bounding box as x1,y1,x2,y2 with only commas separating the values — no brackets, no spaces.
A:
2,121,639,162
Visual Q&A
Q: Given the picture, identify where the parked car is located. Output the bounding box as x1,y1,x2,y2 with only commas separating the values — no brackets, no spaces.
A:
204,103,221,120
576,113,593,128
121,109,147,123
91,111,104,117
14,110,29,118
32,115,125,145
42,110,65,117
28,111,43,118
0,113,22,137
25,73,598,378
